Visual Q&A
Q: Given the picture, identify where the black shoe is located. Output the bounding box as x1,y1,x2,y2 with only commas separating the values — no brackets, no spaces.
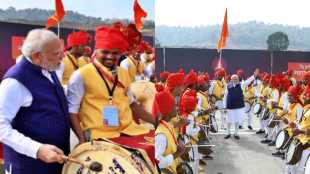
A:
271,151,283,156
239,125,243,129
248,125,253,130
256,129,265,134
268,141,276,146
261,139,272,144
234,135,240,140
224,134,231,139
202,155,214,160
264,134,268,138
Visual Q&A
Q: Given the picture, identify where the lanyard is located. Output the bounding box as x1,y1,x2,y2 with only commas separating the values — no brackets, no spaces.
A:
93,63,118,103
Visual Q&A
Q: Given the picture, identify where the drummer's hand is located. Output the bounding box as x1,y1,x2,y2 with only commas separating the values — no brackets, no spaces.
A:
174,143,187,158
292,128,303,136
288,122,296,128
174,117,190,128
282,117,289,124
37,144,64,164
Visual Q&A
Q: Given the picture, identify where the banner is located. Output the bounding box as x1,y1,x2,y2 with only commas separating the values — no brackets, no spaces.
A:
288,62,310,80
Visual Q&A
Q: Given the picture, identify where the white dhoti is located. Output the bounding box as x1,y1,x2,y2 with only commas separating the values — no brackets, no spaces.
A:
227,108,244,124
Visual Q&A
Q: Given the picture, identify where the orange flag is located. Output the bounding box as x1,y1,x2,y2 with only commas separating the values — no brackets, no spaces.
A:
134,0,147,30
217,8,229,51
46,0,65,29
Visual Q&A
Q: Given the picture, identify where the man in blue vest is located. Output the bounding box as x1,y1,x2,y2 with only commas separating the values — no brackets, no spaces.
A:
223,72,257,140
0,29,70,174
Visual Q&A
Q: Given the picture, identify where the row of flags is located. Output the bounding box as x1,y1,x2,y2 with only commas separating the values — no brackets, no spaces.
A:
45,0,229,51
45,0,148,31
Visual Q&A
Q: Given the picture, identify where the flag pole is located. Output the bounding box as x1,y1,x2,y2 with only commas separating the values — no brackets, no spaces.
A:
57,23,60,37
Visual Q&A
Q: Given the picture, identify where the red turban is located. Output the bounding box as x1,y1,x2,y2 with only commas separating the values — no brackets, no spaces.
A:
138,40,152,53
214,68,226,79
204,72,209,82
179,89,197,116
288,85,303,101
166,73,185,91
303,84,310,99
280,76,291,91
67,31,91,49
236,69,245,79
95,26,129,53
124,23,142,50
184,70,198,86
160,71,170,80
269,75,280,88
197,75,206,85
154,86,175,116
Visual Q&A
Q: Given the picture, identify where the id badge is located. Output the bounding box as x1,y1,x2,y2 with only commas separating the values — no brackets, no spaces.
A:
102,105,119,127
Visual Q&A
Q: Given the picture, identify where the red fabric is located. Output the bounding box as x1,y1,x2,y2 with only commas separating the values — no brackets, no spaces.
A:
179,89,197,116
236,69,244,79
184,70,198,86
262,73,270,83
304,84,310,99
214,68,226,79
288,85,303,100
138,41,152,53
124,24,142,50
0,143,3,161
133,0,147,30
281,77,291,91
160,71,170,80
217,8,229,51
67,31,90,49
95,26,129,53
166,72,185,91
204,72,209,81
110,131,155,164
270,75,280,88
46,0,65,28
287,69,294,76
155,87,175,116
303,72,310,81
197,75,206,85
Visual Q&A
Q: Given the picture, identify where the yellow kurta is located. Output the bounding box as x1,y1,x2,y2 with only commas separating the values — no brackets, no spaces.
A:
156,121,178,173
285,103,302,136
126,56,145,82
78,62,149,139
295,104,310,147
62,52,89,85
212,80,225,100
196,91,210,123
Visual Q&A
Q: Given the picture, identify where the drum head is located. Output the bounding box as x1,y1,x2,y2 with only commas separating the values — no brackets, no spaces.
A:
129,81,156,113
275,131,286,149
62,141,152,174
305,155,310,174
285,140,303,165
253,103,261,114
286,141,296,164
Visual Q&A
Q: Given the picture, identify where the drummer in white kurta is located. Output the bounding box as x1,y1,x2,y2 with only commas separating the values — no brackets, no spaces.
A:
223,72,257,139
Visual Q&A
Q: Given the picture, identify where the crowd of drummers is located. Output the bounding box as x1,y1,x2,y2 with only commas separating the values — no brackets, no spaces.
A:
154,68,310,174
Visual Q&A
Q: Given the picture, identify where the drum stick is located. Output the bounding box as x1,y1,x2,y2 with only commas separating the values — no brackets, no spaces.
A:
61,155,103,172
185,144,215,147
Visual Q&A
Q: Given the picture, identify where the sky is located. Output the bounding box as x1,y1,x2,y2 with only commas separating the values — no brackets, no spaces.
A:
156,0,310,27
0,0,154,20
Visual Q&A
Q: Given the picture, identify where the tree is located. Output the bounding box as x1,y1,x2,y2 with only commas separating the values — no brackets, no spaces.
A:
267,31,289,74
267,31,289,51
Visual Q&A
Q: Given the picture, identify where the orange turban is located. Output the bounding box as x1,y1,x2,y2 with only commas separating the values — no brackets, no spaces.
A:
179,89,197,116
154,86,175,116
160,71,170,80
95,26,129,53
184,70,198,86
197,75,207,85
204,72,209,82
166,72,185,91
67,31,91,49
280,76,291,91
288,85,303,100
269,75,280,88
303,72,310,81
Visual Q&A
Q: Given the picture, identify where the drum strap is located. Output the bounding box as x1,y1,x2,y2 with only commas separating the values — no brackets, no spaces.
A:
160,120,178,146
300,107,310,123
93,60,125,88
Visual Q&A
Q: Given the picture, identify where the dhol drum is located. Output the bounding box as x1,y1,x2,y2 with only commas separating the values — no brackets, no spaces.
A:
244,101,252,113
197,129,213,156
286,139,304,165
177,135,191,162
267,113,279,128
305,154,310,174
209,114,218,133
253,103,263,115
62,140,153,174
275,130,291,150
129,80,156,114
